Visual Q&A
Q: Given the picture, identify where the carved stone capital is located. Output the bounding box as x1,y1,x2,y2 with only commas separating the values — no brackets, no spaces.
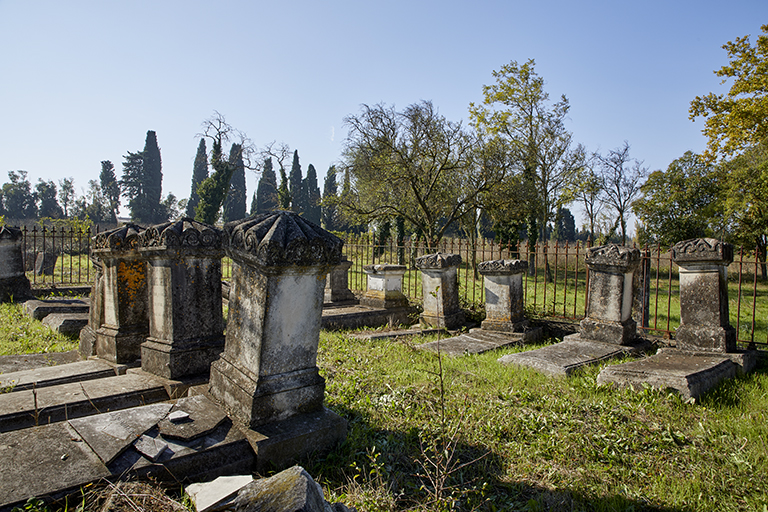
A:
415,252,462,270
138,218,223,254
672,238,733,266
92,224,145,252
477,259,528,275
586,244,640,273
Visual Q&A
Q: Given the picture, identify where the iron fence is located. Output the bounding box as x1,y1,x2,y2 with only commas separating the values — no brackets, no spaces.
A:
15,227,767,349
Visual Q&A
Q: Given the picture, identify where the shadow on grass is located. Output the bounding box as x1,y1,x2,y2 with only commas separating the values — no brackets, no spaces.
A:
306,404,687,512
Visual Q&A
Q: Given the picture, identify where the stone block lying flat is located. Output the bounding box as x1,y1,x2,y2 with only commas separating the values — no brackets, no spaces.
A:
498,335,649,376
321,304,416,331
0,372,169,433
22,298,90,321
0,350,81,374
0,359,127,392
0,421,111,510
596,351,742,400
417,328,544,356
41,313,89,337
186,474,254,512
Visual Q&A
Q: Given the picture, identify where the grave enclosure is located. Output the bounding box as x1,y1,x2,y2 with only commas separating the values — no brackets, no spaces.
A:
0,229,763,508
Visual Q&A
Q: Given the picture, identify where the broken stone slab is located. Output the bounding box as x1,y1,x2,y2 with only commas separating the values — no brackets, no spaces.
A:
22,298,90,321
498,336,651,377
0,359,127,392
0,422,110,510
417,328,544,357
0,372,169,433
133,433,169,461
0,350,80,374
68,402,172,465
656,347,759,375
321,304,417,331
232,465,355,512
158,394,227,441
596,351,743,400
186,474,253,512
41,312,89,337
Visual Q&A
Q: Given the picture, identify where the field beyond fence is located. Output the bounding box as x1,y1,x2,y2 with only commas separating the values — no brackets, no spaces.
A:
19,226,768,351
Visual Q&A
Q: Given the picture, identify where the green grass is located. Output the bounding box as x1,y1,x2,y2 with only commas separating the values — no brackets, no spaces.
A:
0,302,78,355
308,331,768,511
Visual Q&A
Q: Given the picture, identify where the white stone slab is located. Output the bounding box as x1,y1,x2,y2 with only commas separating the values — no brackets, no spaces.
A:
186,475,253,512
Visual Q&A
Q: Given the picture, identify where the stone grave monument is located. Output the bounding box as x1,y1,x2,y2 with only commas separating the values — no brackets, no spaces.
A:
324,255,356,304
208,211,347,464
0,225,32,302
79,255,104,357
360,264,408,309
415,252,464,329
137,218,225,381
417,259,542,356
90,224,149,364
598,238,758,399
499,244,650,375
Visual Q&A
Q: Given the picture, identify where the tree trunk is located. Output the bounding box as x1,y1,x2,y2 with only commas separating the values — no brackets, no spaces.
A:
758,236,767,281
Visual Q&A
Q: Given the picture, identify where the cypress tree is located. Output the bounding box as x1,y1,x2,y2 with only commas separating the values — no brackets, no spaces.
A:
142,130,163,223
250,192,257,216
289,150,303,213
256,158,279,214
321,165,338,231
195,139,235,224
278,167,290,210
303,164,321,224
223,143,247,222
121,150,147,223
186,139,208,218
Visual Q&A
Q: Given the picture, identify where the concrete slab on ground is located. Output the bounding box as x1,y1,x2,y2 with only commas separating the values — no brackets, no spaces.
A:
498,335,650,376
350,326,445,341
321,304,416,331
41,313,89,337
0,351,80,374
0,372,169,433
0,359,126,392
596,351,753,400
0,422,110,510
417,327,544,356
22,298,89,321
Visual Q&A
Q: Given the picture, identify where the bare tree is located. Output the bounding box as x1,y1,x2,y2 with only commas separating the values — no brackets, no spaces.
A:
597,142,647,244
571,155,605,240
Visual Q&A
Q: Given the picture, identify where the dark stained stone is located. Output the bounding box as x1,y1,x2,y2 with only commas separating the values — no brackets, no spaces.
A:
225,211,342,268
92,223,145,252
138,217,224,253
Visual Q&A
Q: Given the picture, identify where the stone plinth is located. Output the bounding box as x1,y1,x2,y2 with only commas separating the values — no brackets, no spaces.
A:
478,259,528,332
578,244,641,345
360,264,408,309
208,211,343,428
80,256,104,358
0,226,31,302
416,253,464,329
324,257,356,303
137,219,225,380
671,238,736,353
91,224,148,364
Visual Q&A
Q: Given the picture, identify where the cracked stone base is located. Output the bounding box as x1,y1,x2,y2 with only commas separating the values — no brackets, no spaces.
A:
420,311,465,330
140,337,224,380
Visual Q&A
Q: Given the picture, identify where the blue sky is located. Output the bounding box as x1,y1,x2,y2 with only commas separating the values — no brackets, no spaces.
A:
0,0,765,225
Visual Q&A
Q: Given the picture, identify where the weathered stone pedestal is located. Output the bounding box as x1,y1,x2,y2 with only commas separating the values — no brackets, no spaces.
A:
500,245,648,376
138,219,225,380
208,212,347,467
478,259,528,333
0,226,32,302
416,253,464,329
360,264,408,309
598,238,757,399
79,256,103,358
91,224,148,365
324,256,356,304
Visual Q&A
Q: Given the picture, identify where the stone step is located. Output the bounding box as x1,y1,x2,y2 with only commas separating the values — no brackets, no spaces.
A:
22,298,90,321
41,312,90,337
0,359,128,392
0,372,170,433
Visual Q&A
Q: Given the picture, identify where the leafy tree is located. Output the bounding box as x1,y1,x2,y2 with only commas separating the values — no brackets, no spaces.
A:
83,179,109,223
99,160,120,223
690,24,768,161
321,165,340,230
2,171,37,219
552,207,576,242
303,164,321,224
36,179,63,219
289,150,303,213
222,143,247,222
186,139,209,217
256,158,279,214
121,150,148,222
570,160,605,240
469,59,584,245
278,167,290,210
339,101,505,249
633,151,720,246
597,141,648,245
58,177,75,218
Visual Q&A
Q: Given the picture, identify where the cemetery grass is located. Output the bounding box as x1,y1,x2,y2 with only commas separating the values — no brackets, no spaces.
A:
0,301,77,356
313,331,768,512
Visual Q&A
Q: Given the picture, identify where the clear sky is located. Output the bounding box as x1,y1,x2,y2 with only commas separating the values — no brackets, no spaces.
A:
1,0,765,224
